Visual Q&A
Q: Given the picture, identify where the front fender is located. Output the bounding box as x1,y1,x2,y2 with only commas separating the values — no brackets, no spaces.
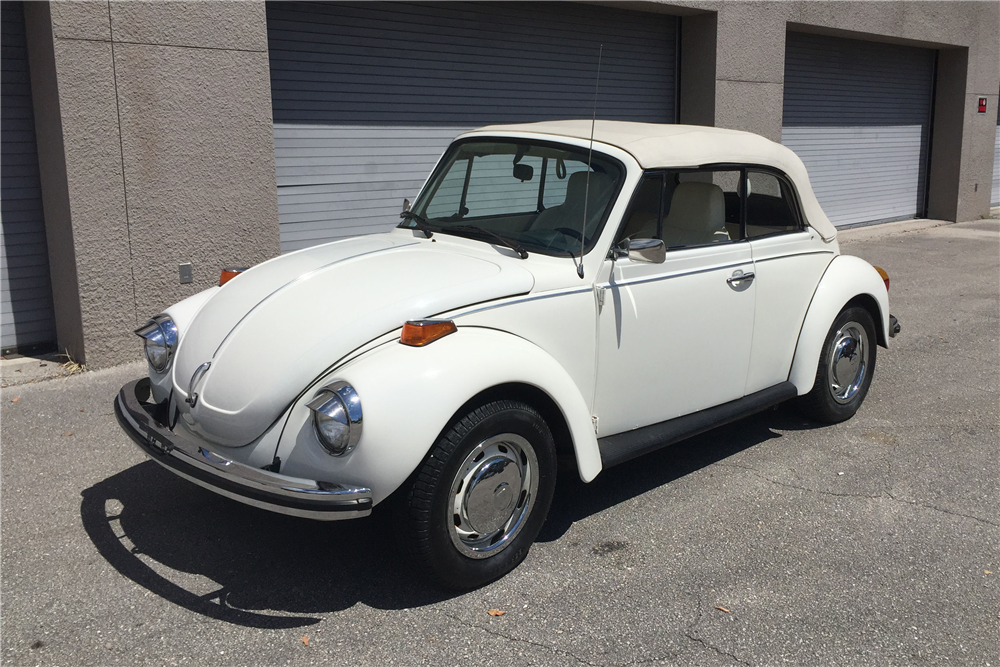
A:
274,327,601,505
788,255,890,395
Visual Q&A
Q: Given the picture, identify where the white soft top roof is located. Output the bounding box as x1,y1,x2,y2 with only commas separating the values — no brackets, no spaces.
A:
465,120,837,241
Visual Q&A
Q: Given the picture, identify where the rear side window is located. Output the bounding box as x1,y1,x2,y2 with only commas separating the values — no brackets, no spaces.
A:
746,171,801,238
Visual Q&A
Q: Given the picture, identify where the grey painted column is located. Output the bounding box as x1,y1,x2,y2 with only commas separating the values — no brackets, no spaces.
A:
677,5,786,141
678,12,716,128
712,5,786,142
23,0,279,368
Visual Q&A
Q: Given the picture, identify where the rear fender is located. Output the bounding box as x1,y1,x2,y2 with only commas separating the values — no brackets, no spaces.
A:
274,327,600,505
788,255,890,396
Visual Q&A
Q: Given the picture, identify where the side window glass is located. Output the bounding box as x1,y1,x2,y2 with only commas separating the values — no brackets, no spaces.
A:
661,169,740,248
618,173,662,242
746,171,801,238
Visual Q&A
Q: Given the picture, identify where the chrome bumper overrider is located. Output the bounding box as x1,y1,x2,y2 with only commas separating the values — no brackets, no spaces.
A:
115,378,372,521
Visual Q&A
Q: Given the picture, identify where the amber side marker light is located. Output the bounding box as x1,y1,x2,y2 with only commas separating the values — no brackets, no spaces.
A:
400,319,457,347
219,267,248,287
873,266,890,291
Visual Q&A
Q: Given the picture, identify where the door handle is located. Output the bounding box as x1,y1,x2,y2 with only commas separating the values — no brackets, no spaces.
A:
727,271,755,286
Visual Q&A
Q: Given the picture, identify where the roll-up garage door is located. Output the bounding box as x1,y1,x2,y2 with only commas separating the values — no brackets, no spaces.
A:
782,32,935,227
267,1,677,252
1,1,56,355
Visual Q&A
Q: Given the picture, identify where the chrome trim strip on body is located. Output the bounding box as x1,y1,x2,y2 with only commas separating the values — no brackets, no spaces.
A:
750,250,835,264
597,259,750,289
451,286,593,318
115,378,372,521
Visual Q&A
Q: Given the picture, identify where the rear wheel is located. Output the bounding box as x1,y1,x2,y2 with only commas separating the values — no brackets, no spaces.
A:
797,306,877,423
396,400,557,590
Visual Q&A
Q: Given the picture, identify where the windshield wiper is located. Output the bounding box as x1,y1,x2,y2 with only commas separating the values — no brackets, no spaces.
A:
439,225,528,259
399,210,434,238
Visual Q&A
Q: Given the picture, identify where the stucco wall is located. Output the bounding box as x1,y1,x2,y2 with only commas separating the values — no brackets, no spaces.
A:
20,0,1000,367
24,0,279,368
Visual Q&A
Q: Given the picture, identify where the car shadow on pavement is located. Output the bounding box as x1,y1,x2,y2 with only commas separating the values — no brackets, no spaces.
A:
537,405,817,542
80,405,819,629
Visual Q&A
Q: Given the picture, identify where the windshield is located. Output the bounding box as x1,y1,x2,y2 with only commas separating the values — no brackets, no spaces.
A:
400,139,624,257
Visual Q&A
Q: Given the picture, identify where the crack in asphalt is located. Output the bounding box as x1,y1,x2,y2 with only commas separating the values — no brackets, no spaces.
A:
882,492,1000,529
683,631,752,666
678,594,752,667
717,462,999,529
438,610,599,666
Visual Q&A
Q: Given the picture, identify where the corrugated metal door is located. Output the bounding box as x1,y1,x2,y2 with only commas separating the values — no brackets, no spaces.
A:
782,32,935,227
1,1,55,354
992,93,999,206
267,1,677,251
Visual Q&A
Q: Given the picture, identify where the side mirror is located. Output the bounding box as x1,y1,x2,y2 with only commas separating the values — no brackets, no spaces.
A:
627,238,666,264
402,198,411,213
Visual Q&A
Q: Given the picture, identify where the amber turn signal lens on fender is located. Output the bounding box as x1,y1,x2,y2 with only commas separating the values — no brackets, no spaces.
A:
400,319,457,347
219,267,248,286
873,266,890,291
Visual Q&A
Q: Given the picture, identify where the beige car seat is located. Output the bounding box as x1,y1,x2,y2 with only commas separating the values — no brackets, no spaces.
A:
660,181,730,247
532,171,614,234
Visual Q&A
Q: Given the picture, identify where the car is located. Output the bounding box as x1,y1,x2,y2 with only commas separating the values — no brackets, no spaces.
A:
115,120,900,590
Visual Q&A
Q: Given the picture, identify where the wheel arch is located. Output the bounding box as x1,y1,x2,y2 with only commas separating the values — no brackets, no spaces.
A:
274,327,602,507
788,255,890,396
447,382,576,467
845,293,888,348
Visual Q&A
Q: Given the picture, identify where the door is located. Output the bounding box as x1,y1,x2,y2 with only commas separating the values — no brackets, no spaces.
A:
782,32,935,227
1,1,57,355
593,169,755,436
266,1,678,251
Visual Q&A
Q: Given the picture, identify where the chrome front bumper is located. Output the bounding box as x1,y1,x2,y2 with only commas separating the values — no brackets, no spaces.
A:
115,378,372,521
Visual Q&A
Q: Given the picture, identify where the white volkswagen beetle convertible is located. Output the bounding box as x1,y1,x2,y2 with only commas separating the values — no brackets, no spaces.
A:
116,121,900,590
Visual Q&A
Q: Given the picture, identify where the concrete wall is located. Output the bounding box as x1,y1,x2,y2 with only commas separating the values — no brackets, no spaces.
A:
666,0,1000,221
24,1,279,368
18,0,1000,367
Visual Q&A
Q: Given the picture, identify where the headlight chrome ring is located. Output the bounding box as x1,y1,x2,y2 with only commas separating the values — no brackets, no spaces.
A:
134,315,179,373
306,381,363,456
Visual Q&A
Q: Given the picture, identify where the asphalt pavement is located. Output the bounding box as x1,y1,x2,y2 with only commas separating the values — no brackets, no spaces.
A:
2,219,998,666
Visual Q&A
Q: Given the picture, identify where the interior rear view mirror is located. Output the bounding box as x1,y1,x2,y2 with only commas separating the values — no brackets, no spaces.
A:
512,163,533,182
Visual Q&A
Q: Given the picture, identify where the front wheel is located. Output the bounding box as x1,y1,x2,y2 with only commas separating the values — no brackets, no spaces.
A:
797,306,877,423
396,400,557,590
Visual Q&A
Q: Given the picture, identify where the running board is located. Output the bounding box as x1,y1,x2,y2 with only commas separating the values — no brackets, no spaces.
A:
598,382,798,469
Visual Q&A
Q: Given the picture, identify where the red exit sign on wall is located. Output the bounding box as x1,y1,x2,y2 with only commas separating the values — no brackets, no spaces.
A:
978,98,988,113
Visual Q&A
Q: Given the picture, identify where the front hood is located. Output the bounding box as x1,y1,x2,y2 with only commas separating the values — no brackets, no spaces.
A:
172,234,534,446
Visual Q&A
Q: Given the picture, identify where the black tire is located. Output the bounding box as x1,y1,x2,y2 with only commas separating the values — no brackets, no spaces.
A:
797,306,877,424
395,400,557,591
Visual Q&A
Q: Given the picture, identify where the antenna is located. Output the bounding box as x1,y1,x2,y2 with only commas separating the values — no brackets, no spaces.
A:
578,45,603,279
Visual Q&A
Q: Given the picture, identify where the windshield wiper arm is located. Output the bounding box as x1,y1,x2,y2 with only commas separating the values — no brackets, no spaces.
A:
399,210,434,238
440,225,528,259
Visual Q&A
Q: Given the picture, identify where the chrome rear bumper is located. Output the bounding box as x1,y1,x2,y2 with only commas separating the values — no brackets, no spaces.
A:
115,378,372,521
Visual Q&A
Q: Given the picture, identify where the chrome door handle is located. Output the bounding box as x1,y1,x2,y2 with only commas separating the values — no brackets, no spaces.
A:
727,271,755,286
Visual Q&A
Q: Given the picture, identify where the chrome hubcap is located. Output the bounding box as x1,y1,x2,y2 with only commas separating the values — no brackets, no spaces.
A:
827,321,869,404
449,433,538,559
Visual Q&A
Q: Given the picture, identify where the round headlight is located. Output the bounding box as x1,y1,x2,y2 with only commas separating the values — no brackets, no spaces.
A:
135,316,178,373
306,382,362,456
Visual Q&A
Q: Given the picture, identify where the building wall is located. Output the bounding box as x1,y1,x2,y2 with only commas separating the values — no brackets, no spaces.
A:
20,0,1000,367
23,0,280,367
660,0,1000,222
